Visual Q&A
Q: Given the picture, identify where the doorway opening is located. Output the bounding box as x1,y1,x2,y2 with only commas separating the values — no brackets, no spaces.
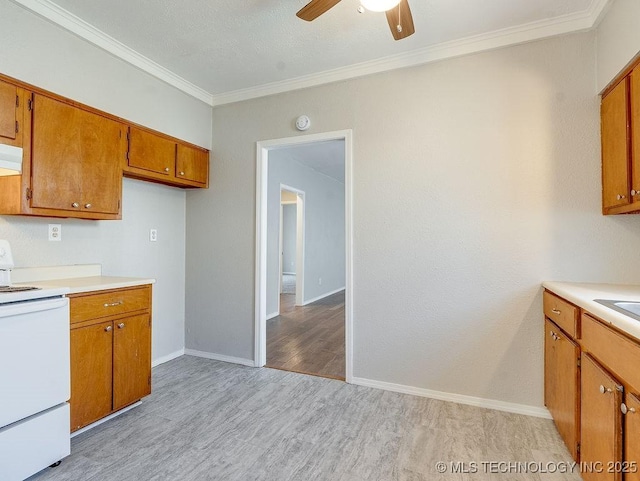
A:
278,185,305,310
255,130,353,382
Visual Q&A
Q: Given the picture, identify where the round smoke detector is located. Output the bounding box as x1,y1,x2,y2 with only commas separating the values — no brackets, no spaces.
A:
295,115,311,131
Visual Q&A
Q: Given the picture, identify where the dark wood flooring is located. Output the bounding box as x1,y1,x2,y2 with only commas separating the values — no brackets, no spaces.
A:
266,291,345,380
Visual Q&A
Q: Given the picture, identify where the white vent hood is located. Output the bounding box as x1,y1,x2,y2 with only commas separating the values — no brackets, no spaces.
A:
0,144,23,176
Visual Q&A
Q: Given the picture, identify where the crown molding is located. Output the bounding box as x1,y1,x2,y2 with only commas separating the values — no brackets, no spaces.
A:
10,0,610,108
211,0,611,105
9,0,214,106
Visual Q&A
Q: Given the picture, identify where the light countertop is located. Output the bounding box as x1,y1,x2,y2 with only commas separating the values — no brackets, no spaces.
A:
16,276,155,295
543,281,640,342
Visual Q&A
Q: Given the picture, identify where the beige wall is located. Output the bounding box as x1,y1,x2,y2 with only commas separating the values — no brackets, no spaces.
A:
186,31,640,408
0,1,212,363
596,0,640,91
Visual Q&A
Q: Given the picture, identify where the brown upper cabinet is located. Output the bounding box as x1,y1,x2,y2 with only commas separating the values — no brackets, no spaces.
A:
125,126,209,188
601,62,640,215
0,72,209,220
176,143,209,185
0,92,125,220
30,94,124,218
0,79,24,148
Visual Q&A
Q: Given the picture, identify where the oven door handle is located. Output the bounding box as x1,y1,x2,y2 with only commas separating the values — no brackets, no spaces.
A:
0,297,69,318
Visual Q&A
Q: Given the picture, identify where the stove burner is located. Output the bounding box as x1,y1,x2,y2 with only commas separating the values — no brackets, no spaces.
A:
0,286,42,293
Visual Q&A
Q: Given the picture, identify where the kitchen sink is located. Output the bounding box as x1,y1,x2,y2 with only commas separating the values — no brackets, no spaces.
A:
594,299,640,321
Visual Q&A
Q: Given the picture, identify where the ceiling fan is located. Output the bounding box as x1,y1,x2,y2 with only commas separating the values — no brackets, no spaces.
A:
296,0,415,41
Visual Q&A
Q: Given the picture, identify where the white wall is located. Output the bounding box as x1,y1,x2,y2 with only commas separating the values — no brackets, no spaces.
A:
0,1,213,362
596,0,640,91
266,155,345,315
282,203,296,275
186,31,640,407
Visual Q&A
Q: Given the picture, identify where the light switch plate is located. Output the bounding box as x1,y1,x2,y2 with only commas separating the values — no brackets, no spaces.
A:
149,229,158,242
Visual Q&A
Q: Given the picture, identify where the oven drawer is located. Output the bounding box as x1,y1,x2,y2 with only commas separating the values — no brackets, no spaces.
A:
0,403,70,481
70,285,151,324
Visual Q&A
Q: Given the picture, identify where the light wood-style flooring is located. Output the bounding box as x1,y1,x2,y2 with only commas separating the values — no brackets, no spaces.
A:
267,291,345,380
29,356,578,481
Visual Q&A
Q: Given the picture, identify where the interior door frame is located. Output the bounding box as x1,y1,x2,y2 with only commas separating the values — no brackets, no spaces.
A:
254,129,353,383
278,184,305,312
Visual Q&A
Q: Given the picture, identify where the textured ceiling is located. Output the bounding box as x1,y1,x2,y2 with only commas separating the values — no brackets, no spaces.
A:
44,0,596,97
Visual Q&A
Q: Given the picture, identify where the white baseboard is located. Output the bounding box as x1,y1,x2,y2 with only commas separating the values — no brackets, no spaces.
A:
350,377,551,419
302,287,346,306
152,348,185,367
266,311,279,320
71,401,142,437
185,349,256,367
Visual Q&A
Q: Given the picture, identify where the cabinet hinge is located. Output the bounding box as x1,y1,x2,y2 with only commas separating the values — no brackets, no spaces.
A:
26,188,32,200
15,121,19,134
15,95,19,108
576,442,580,454
27,98,33,111
616,384,624,393
577,355,581,367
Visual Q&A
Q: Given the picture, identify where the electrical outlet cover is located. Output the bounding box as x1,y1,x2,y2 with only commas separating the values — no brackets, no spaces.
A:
48,224,62,242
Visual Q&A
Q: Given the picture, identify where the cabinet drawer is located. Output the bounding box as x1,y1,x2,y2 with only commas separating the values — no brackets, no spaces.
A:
544,291,579,338
582,313,640,394
70,286,151,324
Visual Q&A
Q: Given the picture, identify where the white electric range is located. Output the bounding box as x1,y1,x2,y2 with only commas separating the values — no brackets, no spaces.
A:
0,240,71,481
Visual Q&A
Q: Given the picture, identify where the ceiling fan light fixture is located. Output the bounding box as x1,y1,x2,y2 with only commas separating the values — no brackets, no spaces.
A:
360,0,401,12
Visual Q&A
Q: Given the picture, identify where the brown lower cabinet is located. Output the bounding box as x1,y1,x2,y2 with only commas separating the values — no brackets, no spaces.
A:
625,393,640,481
544,319,580,460
69,285,152,432
580,354,623,481
544,289,640,481
70,322,113,430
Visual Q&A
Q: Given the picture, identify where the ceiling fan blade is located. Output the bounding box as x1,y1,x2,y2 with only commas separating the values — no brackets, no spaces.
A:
386,0,415,40
296,0,342,21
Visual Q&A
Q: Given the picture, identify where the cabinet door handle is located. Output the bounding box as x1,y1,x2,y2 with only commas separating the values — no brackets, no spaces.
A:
621,403,637,415
599,385,613,394
84,203,92,209
117,322,125,329
164,167,170,172
72,202,79,208
551,308,561,315
104,301,123,308
179,171,185,176
632,190,638,197
617,194,627,200
104,325,112,332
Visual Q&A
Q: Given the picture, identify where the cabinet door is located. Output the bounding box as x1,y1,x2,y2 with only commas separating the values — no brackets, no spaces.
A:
601,79,631,210
544,319,580,460
624,393,640,481
0,79,20,146
176,143,208,185
581,354,623,481
113,314,151,411
31,95,82,211
128,127,175,176
631,67,640,204
31,95,123,215
78,109,123,215
70,322,113,432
